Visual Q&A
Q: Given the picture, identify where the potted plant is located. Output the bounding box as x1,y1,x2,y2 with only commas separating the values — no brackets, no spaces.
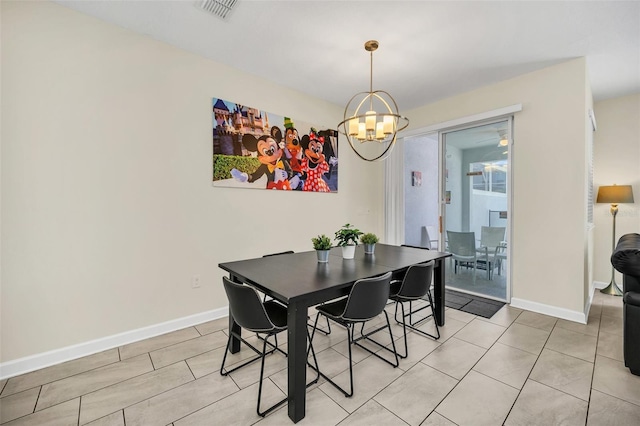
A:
311,234,332,263
361,232,379,254
334,223,363,259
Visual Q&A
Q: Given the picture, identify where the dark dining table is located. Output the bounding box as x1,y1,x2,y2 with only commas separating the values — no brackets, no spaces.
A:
218,244,451,423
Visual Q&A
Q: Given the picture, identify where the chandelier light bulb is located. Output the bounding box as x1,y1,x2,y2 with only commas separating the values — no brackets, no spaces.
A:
348,117,359,136
365,110,376,132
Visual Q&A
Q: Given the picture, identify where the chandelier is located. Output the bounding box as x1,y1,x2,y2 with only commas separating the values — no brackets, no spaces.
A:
338,40,409,162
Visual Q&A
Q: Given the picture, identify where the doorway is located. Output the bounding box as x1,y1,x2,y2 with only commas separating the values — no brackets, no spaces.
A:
442,119,510,301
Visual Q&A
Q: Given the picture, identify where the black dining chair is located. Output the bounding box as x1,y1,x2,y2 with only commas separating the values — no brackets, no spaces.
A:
389,261,440,358
220,277,320,417
309,271,398,397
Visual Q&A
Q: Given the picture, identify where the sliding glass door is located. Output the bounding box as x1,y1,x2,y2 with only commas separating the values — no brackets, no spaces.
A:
442,119,510,301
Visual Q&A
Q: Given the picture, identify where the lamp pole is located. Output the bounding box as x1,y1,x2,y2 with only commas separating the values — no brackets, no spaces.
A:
601,203,623,296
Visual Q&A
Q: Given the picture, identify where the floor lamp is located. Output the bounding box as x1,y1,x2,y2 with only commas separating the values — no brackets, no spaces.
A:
597,184,635,295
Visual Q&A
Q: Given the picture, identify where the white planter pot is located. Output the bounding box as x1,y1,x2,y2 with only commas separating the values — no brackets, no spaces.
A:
342,245,356,259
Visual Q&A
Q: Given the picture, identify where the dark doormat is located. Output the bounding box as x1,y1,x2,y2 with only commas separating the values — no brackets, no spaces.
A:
439,289,506,319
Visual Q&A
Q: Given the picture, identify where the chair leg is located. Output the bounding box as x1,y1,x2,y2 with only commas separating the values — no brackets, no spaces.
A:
395,301,409,359
311,311,400,399
486,259,491,280
346,325,355,397
255,332,286,357
393,295,440,350
409,300,413,326
309,312,354,397
256,334,288,417
255,329,320,417
220,332,269,376
352,311,399,368
306,328,321,385
424,290,441,340
310,314,332,335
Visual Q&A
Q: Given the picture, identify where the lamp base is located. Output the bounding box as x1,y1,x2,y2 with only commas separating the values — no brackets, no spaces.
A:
600,281,623,296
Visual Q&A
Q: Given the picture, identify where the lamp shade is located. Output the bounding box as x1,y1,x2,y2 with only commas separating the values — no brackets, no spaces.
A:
596,185,635,204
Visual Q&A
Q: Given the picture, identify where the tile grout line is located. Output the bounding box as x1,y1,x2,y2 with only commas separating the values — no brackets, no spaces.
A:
1,351,123,399
431,309,529,424
584,299,603,426
148,350,156,371
568,302,602,426
418,312,521,424
461,314,527,424
33,385,43,415
500,317,561,425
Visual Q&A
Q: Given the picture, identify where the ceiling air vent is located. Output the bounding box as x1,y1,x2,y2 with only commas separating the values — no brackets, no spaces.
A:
199,0,238,21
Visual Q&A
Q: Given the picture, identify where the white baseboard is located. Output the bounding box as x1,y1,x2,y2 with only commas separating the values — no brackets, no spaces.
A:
0,307,229,380
594,281,608,290
510,298,586,324
584,287,595,319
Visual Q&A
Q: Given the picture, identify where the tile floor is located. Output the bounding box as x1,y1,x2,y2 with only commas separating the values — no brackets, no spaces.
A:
2,291,640,425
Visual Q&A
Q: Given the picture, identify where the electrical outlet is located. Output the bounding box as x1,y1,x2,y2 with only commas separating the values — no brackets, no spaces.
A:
191,275,201,289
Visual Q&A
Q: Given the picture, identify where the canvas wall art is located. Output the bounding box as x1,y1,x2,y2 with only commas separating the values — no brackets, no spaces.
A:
212,97,338,192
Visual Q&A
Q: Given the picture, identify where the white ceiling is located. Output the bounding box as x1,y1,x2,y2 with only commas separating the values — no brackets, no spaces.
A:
55,0,640,112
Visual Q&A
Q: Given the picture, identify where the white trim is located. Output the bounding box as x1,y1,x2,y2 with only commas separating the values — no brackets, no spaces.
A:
0,307,228,380
384,139,405,245
401,104,523,138
589,108,597,131
594,281,608,290
584,287,595,319
510,297,586,324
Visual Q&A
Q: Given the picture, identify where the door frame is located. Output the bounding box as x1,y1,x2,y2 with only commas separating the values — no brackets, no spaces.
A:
385,104,521,303
439,116,513,303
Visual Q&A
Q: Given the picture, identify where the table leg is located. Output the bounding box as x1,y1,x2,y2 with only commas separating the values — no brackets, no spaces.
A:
433,259,446,326
287,300,308,423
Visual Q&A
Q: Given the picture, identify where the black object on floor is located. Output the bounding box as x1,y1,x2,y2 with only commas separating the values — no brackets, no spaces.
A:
426,289,506,319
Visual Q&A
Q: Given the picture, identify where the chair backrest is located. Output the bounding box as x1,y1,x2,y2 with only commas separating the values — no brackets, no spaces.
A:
263,251,294,257
341,271,392,322
420,225,438,250
447,231,476,256
396,261,434,299
480,227,505,249
420,226,432,249
223,277,277,333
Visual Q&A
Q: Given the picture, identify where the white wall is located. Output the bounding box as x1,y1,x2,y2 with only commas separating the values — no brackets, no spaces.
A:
0,1,384,364
403,134,438,247
593,93,640,285
404,58,591,317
